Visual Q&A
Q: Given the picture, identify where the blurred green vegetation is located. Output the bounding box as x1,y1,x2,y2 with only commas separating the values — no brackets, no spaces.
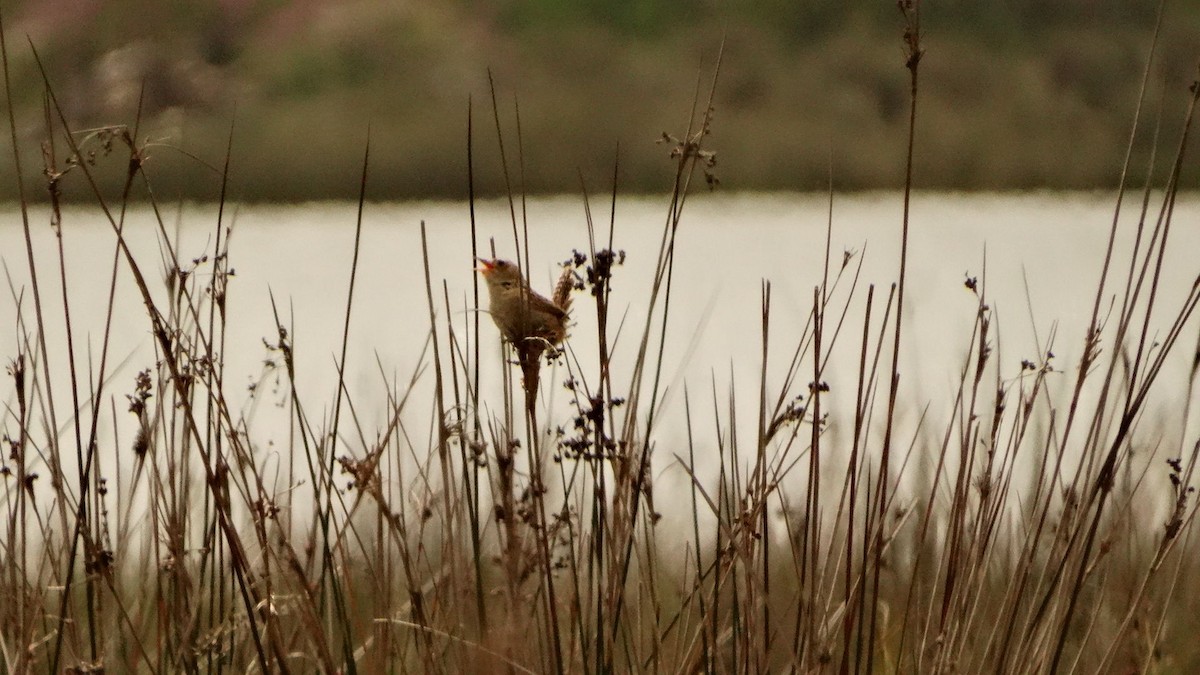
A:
2,0,1198,201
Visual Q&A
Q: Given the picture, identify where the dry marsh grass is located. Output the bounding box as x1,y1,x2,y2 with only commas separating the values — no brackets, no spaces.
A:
4,4,1200,674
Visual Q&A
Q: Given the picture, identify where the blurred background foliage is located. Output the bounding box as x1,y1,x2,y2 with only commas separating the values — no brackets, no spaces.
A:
2,0,1198,201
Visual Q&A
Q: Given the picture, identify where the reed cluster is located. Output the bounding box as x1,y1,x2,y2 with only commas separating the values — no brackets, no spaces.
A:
3,3,1200,673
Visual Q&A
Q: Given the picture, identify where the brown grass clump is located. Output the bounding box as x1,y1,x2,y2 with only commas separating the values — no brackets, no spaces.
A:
4,4,1200,674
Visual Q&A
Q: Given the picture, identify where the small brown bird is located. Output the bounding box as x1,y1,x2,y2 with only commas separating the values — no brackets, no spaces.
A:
477,258,569,347
478,257,573,407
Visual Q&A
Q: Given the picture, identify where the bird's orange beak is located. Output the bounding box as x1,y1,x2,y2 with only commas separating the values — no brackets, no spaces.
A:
475,258,496,275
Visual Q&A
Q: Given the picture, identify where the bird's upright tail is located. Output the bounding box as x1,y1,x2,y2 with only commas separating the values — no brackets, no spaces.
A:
552,266,575,315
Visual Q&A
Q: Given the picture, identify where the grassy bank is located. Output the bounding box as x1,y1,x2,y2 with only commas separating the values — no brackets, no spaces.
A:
1,1,1199,200
4,4,1200,674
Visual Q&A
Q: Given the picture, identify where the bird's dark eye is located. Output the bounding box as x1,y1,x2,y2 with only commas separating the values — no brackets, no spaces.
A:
502,281,514,289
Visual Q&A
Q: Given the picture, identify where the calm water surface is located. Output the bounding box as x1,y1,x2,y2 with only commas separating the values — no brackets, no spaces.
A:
2,191,1197,483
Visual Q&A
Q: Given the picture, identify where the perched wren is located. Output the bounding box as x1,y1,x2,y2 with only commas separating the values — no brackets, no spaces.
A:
477,258,569,347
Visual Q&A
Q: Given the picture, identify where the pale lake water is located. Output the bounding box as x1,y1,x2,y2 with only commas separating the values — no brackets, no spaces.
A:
2,191,1198,504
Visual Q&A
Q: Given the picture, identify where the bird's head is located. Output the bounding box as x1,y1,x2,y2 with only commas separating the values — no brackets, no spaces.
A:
476,258,524,291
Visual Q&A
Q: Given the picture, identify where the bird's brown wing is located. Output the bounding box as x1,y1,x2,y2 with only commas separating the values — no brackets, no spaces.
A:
524,289,567,319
